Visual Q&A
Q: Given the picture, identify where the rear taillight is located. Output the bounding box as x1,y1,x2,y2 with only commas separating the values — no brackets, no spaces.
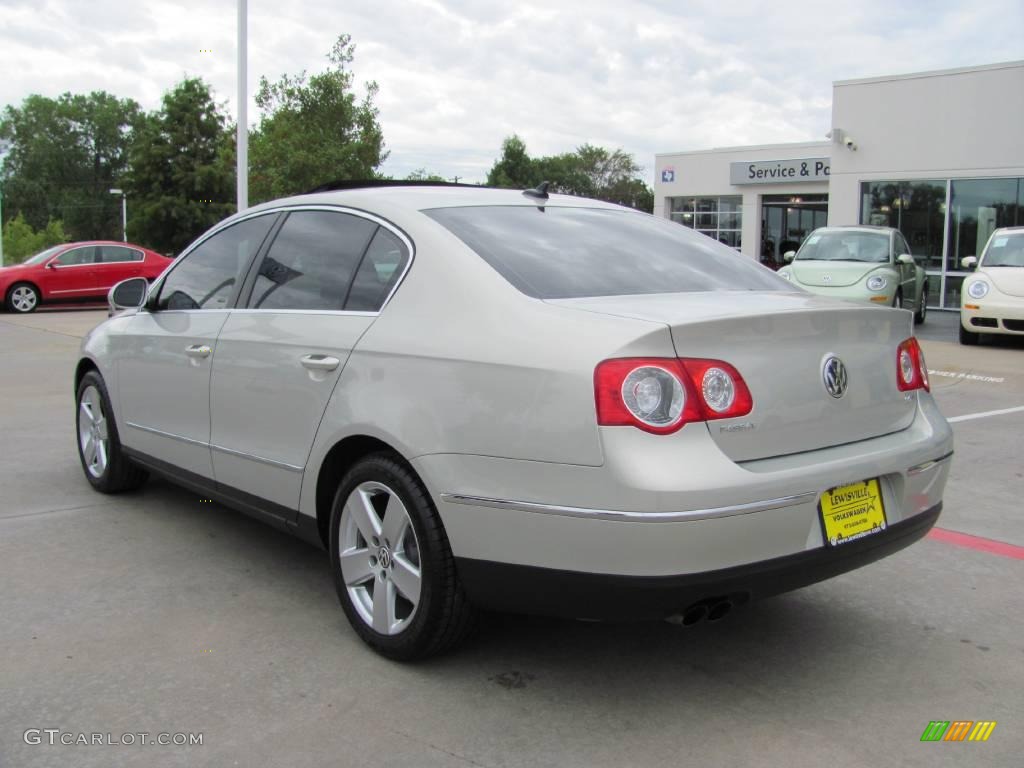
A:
896,338,929,392
595,357,753,434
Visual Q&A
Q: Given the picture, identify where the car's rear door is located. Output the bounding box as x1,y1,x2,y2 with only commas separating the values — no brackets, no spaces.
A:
116,215,278,479
209,207,411,515
95,245,145,293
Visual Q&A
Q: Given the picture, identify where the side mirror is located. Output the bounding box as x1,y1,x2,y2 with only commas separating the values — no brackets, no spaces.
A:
961,256,978,270
45,261,58,269
783,251,796,262
896,253,914,265
108,277,148,316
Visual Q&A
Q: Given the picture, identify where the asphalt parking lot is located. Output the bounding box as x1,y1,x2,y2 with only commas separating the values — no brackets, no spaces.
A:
2,308,1022,768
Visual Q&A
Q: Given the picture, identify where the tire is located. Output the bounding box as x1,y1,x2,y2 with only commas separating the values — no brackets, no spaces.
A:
959,320,979,346
329,452,474,660
914,285,928,324
76,370,149,492
6,282,40,313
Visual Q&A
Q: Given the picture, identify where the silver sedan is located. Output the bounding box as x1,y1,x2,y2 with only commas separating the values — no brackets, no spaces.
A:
75,184,953,659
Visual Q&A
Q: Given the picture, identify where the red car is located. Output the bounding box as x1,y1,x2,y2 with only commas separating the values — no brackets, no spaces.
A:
1,241,174,313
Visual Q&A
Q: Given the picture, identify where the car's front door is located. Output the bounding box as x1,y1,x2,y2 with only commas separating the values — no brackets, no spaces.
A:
116,215,278,479
209,208,411,514
41,245,99,300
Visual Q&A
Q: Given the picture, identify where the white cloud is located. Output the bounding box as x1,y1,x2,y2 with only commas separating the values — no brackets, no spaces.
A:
1,0,1021,184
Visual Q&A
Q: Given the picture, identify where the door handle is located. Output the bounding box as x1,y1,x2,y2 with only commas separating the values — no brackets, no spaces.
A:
185,344,212,359
300,354,340,372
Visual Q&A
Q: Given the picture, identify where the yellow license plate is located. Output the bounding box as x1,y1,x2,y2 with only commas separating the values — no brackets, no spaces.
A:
819,479,887,547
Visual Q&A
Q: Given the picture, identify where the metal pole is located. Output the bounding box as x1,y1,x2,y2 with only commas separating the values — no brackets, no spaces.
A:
236,0,248,211
121,194,127,242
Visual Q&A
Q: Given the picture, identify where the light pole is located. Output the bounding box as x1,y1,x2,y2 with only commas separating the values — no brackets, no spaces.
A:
0,138,11,267
236,0,248,211
109,188,127,242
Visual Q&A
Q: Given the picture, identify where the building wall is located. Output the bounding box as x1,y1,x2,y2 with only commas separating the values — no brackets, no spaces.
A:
827,61,1024,227
654,142,830,260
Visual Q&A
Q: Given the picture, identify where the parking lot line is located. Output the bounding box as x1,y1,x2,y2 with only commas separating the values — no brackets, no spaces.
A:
928,527,1024,560
947,404,1024,423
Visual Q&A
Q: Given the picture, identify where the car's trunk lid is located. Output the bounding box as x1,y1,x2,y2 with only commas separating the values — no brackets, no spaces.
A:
547,291,916,462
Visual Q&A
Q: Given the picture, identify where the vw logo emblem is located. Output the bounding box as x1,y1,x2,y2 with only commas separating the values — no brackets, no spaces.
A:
822,356,848,398
822,274,832,283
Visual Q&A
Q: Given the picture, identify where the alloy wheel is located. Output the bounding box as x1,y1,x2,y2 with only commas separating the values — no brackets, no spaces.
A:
78,385,109,478
339,481,422,635
11,285,38,312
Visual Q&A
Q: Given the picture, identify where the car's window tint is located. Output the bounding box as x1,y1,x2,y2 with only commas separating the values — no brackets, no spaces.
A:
248,211,377,311
344,227,409,311
157,216,275,311
424,206,788,299
58,246,97,266
99,246,143,263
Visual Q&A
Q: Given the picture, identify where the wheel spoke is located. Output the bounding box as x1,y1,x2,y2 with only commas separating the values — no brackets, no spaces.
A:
381,495,409,545
95,439,108,473
346,489,382,543
95,417,108,440
372,578,396,634
83,434,96,464
391,556,421,603
80,401,94,425
340,548,374,586
86,388,103,419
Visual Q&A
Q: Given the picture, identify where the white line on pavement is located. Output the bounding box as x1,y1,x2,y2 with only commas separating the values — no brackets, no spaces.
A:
948,405,1024,423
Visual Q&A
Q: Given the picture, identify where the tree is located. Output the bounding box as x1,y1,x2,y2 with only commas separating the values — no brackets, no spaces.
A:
0,92,143,239
485,136,654,212
126,78,236,255
249,35,387,203
485,135,534,189
405,168,447,182
1,213,67,263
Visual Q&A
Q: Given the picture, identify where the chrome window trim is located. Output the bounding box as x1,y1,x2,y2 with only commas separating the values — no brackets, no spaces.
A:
148,204,415,316
438,491,817,523
125,422,304,472
906,450,954,476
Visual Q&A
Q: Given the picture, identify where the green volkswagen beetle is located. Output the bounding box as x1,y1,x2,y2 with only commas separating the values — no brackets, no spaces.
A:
777,226,928,324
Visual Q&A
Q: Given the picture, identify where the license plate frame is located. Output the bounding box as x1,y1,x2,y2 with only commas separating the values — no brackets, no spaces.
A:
819,478,888,548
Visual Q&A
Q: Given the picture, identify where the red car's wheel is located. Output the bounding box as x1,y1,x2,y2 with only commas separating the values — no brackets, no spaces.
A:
6,282,40,313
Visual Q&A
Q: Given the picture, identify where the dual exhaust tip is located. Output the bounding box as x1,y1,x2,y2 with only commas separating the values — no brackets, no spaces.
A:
666,598,733,627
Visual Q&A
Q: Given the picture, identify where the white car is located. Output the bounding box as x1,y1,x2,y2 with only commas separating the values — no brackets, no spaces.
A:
75,183,953,659
959,226,1024,345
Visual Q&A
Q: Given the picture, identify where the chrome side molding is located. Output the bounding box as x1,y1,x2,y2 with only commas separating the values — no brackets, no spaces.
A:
438,492,817,523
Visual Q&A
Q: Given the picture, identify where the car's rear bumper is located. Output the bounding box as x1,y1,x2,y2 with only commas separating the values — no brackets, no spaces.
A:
455,502,941,620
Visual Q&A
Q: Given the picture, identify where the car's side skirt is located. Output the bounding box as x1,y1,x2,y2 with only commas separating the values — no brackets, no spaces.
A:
122,447,325,550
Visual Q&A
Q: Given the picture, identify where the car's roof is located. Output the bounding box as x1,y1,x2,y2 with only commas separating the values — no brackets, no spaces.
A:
59,240,152,248
813,225,894,235
243,185,629,218
993,226,1024,234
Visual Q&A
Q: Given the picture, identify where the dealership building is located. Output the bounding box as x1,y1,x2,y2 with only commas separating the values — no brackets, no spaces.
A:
654,60,1024,310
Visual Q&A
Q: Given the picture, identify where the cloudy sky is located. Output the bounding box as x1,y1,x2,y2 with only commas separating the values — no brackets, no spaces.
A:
2,0,1022,183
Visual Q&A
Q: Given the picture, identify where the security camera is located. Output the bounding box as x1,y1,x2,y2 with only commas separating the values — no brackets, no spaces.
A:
844,136,857,151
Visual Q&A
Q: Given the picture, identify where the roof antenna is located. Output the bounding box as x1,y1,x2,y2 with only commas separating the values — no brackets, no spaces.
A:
522,181,550,201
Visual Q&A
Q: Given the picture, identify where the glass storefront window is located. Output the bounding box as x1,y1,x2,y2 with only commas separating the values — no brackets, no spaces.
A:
860,180,946,271
759,194,828,269
667,196,742,250
947,178,1023,269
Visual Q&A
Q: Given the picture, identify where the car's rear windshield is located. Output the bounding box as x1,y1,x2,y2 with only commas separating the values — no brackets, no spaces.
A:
424,205,789,299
